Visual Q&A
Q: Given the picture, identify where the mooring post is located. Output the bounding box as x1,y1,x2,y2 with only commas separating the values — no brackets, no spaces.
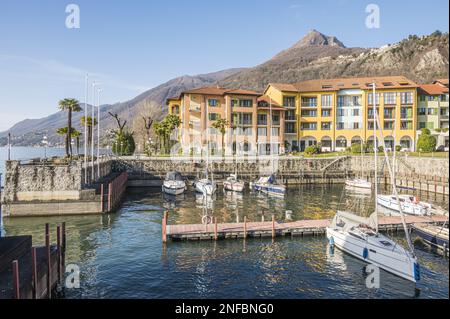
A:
162,211,168,243
31,247,38,299
56,225,61,284
272,215,275,238
214,217,218,241
100,184,104,212
243,216,247,239
45,223,51,299
108,183,112,212
12,260,20,299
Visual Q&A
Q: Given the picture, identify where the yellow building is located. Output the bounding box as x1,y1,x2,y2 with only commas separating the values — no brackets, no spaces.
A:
264,76,419,151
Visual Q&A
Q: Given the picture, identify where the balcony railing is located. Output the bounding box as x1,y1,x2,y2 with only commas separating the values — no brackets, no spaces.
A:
301,103,317,108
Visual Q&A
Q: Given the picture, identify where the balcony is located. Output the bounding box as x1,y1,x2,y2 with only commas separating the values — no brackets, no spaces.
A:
301,103,317,108
189,105,201,113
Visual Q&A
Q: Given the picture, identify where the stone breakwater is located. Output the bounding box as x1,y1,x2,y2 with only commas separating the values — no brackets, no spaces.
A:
1,155,448,216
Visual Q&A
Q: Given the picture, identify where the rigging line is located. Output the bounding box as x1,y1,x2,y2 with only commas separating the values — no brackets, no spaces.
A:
374,104,416,255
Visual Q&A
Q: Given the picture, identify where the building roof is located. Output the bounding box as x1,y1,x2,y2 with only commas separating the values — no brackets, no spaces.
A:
418,84,449,95
266,76,418,94
166,86,261,105
257,95,283,109
433,78,449,87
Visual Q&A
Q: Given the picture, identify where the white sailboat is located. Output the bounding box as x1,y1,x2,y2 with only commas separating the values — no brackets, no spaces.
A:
327,82,420,283
162,171,187,195
223,174,245,192
251,96,286,197
345,138,371,189
194,98,217,196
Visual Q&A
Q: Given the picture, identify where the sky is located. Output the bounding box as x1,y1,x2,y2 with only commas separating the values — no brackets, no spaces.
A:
0,0,448,131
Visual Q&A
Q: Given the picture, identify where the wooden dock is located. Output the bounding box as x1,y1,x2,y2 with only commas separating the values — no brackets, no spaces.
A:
163,214,448,242
0,223,66,299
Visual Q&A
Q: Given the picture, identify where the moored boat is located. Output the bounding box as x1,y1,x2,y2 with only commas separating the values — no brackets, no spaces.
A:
194,178,217,195
250,174,285,197
411,223,449,254
223,174,245,192
345,178,371,189
162,171,187,195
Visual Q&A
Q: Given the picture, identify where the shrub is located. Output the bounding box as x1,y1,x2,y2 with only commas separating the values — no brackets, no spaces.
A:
304,144,321,155
417,129,437,152
377,145,384,152
112,132,135,156
350,142,369,154
395,145,402,152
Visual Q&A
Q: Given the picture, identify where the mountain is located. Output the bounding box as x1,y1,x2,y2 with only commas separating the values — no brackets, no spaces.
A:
218,30,449,91
0,68,245,146
2,30,449,146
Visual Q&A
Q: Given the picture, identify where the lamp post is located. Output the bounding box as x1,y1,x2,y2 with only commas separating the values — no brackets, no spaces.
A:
7,133,11,161
91,81,99,181
97,88,103,178
84,74,89,184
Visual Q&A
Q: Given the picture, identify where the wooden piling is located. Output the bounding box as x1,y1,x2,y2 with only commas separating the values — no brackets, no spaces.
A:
162,211,168,243
57,225,61,284
12,260,20,299
100,184,104,212
108,183,112,212
32,247,38,299
272,215,275,238
243,216,247,239
45,223,51,299
214,218,218,240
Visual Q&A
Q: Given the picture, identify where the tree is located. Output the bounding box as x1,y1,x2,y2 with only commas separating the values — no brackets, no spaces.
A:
58,98,82,157
212,118,230,157
108,112,135,156
152,114,181,155
417,128,437,152
81,116,98,150
56,127,81,155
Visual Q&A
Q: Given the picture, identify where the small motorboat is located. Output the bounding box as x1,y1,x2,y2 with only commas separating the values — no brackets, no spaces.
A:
223,174,245,192
162,171,187,195
194,178,217,195
250,174,285,197
411,223,449,254
345,178,371,189
377,194,447,216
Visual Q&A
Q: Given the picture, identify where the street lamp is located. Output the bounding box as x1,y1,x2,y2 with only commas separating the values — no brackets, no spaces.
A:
42,134,48,160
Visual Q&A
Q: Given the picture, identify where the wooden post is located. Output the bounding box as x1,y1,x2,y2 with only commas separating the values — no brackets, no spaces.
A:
243,216,247,239
162,211,168,243
100,184,104,212
108,183,112,212
57,226,61,284
45,223,51,299
272,215,275,238
12,260,20,299
214,217,218,241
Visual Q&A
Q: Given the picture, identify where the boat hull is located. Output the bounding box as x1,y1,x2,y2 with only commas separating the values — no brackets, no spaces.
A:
411,225,449,252
326,227,419,283
345,179,372,189
195,180,217,195
223,181,244,192
162,182,186,195
377,195,428,216
252,184,285,197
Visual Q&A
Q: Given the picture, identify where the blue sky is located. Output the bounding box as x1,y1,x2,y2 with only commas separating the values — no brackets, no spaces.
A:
0,0,448,131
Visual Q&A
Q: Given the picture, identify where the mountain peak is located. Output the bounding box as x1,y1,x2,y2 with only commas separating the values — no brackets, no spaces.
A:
293,29,346,48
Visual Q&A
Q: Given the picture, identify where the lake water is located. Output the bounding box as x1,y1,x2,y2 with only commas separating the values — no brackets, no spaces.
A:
2,184,448,299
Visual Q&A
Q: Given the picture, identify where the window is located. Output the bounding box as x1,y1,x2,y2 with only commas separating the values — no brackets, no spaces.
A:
367,122,379,130
301,123,317,130
419,122,426,129
419,95,426,102
322,109,331,117
239,99,253,107
352,109,360,116
285,123,296,134
234,127,253,136
418,108,426,115
428,108,437,115
384,92,396,105
232,113,252,125
442,94,449,102
353,122,360,129
208,99,218,107
258,127,267,136
321,122,331,130
285,110,296,121
401,107,413,119
301,110,317,117
400,121,413,130
384,121,394,130
400,92,413,104
257,114,267,125
337,122,345,130
243,113,252,125
368,93,380,105
338,95,361,107
337,109,347,117
321,94,333,107
384,109,394,119
283,96,296,107
208,113,220,121
271,127,280,136
231,99,239,107
272,114,280,125
301,97,317,107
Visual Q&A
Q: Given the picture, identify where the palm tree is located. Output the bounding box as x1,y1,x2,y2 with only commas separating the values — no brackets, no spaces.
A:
212,118,230,157
153,122,166,154
56,127,81,155
81,116,98,151
58,98,82,157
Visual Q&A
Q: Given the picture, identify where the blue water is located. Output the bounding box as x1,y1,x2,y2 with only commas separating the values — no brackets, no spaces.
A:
2,186,448,299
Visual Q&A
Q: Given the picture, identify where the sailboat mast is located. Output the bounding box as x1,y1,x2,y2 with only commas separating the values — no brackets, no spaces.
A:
270,96,274,173
205,97,209,181
373,83,379,233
